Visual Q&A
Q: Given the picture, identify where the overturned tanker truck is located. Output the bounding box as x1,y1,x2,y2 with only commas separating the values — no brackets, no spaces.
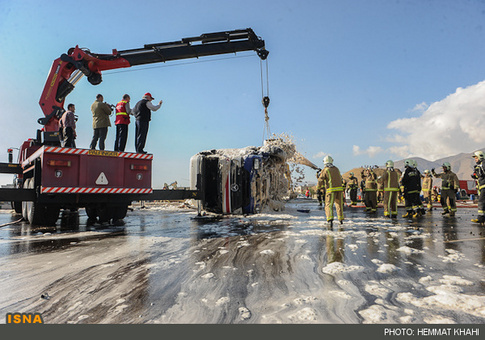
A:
190,138,319,215
0,28,269,225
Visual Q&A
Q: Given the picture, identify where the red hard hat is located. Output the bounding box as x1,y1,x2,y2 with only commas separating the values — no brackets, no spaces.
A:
144,92,154,100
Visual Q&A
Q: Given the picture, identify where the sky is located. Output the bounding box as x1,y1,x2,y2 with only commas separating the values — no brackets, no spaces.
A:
0,0,485,188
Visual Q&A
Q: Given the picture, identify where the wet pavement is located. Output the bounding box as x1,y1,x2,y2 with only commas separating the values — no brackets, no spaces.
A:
0,199,484,324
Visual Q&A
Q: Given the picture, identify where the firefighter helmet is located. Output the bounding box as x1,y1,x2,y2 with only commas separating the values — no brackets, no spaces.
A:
442,162,451,171
424,169,430,174
350,172,354,176
386,160,394,168
323,156,333,166
404,159,412,168
473,150,485,161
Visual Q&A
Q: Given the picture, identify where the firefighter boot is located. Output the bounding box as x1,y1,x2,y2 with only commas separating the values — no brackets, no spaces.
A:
442,209,449,215
402,211,413,218
471,216,485,224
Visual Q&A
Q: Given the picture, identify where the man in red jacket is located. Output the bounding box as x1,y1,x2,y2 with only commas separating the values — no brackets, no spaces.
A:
114,94,132,152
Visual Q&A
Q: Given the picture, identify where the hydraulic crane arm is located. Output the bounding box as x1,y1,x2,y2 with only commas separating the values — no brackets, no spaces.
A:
39,28,268,132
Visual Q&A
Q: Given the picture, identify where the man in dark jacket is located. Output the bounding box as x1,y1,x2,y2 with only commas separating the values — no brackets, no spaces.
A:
471,151,485,224
132,92,163,154
400,159,424,218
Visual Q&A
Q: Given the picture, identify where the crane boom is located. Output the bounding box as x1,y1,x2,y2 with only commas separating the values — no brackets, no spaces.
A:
38,28,268,133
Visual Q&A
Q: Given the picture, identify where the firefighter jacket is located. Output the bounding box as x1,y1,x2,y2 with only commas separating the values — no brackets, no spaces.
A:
90,100,112,129
318,165,343,192
363,171,377,192
347,176,358,190
115,100,131,125
474,161,485,192
400,167,421,194
422,175,433,193
432,169,459,191
381,169,400,191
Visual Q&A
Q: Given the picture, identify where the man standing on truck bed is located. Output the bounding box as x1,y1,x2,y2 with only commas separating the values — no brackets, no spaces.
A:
133,92,163,154
90,94,112,150
60,103,77,148
114,94,132,152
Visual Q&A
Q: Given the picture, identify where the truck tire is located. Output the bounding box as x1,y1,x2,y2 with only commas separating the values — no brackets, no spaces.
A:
97,205,112,224
11,201,22,214
21,178,32,221
23,178,59,226
112,204,128,220
85,207,98,224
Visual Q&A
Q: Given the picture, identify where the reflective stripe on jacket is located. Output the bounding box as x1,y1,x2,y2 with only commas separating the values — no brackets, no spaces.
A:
318,165,343,192
115,100,130,125
433,170,459,190
382,169,400,192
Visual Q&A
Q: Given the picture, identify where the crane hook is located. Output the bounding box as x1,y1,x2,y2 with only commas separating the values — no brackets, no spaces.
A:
262,96,270,109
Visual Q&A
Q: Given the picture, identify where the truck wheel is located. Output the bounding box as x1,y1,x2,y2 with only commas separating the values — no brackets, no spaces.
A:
23,178,59,226
11,201,22,214
21,178,32,221
113,205,128,220
43,205,60,226
112,205,128,226
97,205,112,224
85,207,98,224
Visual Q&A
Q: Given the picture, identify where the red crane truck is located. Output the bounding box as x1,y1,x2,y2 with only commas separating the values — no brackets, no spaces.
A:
0,28,268,225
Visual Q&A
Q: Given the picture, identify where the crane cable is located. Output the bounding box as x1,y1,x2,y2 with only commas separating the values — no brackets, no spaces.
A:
260,58,271,143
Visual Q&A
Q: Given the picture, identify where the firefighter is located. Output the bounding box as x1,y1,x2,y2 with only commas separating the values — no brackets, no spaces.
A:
400,159,423,218
347,172,358,205
363,168,378,213
380,160,400,218
432,162,459,217
377,176,384,203
471,151,485,224
316,169,324,207
317,156,344,228
412,160,426,215
422,170,433,211
432,186,440,202
114,94,132,152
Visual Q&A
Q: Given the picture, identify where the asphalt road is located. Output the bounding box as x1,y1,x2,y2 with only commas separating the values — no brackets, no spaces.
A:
0,200,484,324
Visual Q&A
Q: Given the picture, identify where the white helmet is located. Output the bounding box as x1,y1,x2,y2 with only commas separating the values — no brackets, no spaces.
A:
473,150,485,161
412,159,417,168
386,160,394,168
424,169,430,174
323,155,333,166
404,159,413,168
442,162,451,171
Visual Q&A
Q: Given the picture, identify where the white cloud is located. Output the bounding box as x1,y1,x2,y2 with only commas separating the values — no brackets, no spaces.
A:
410,102,428,113
387,80,485,160
313,151,327,159
353,145,384,157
